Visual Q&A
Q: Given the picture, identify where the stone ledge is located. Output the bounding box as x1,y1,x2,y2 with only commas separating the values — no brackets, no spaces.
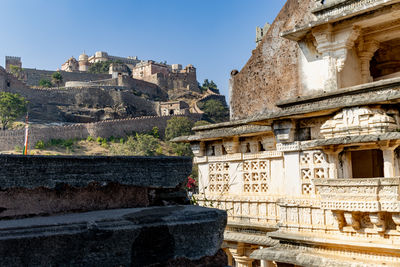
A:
268,231,400,252
0,205,227,266
0,155,192,189
224,231,278,246
250,246,386,267
301,132,400,149
173,125,271,142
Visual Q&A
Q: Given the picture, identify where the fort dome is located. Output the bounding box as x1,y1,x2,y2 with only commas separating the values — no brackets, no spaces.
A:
79,53,88,61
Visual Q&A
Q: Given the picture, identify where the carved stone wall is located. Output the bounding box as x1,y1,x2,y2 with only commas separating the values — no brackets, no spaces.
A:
208,162,231,194
300,150,329,195
243,160,270,194
321,107,398,138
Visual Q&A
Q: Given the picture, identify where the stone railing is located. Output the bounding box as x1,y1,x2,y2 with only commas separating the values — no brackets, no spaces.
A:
195,194,279,228
276,198,339,233
314,178,400,232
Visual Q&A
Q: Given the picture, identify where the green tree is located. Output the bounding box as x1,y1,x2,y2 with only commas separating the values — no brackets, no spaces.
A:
0,92,28,130
52,72,63,89
88,60,112,74
169,142,193,157
110,134,161,156
165,117,194,141
38,79,52,88
132,133,161,156
201,79,219,93
9,65,24,80
200,99,229,123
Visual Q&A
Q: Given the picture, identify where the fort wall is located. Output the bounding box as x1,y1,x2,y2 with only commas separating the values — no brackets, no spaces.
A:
119,76,168,100
0,114,202,151
21,68,111,86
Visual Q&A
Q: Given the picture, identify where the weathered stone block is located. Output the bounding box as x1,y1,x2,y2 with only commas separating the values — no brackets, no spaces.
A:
0,155,192,189
0,206,227,266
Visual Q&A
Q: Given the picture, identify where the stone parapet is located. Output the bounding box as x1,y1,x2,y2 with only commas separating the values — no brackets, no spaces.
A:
314,178,400,212
0,155,192,219
0,155,191,189
195,194,279,229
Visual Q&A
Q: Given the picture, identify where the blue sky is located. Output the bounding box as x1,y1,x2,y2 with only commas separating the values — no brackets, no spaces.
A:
1,0,285,101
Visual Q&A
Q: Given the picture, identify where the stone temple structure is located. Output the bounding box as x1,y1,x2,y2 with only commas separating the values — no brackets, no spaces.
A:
175,0,400,266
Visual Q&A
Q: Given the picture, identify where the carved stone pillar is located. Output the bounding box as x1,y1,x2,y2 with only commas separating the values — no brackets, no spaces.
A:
223,248,234,266
324,147,343,179
380,145,398,178
358,40,380,83
339,151,353,179
312,25,361,90
228,243,254,267
191,141,205,157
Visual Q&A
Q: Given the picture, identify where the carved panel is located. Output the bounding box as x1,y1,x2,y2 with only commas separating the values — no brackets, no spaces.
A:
321,107,398,139
243,160,270,193
208,162,230,194
300,150,329,195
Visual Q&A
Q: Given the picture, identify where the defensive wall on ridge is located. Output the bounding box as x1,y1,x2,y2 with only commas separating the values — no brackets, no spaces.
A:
0,114,202,151
21,68,111,86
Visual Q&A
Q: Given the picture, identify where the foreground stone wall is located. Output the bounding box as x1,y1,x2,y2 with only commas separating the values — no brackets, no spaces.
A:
0,155,227,266
230,0,316,119
0,114,202,151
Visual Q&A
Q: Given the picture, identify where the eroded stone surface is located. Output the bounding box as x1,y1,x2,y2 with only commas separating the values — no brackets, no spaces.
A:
0,206,227,266
0,155,191,189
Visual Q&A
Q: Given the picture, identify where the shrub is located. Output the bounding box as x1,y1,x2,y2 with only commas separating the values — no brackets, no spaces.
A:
169,142,193,157
38,79,52,88
96,137,105,144
86,136,95,142
46,138,74,149
109,134,161,156
150,127,159,139
35,140,45,149
165,117,193,141
199,99,229,123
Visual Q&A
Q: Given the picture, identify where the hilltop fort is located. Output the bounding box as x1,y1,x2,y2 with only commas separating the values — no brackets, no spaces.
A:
1,52,226,124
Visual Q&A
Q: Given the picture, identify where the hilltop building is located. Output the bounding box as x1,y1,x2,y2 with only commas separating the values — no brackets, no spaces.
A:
131,61,199,92
61,51,140,73
175,0,400,266
60,51,200,92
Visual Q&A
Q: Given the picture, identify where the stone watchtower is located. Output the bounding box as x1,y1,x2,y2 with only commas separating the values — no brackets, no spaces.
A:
5,56,22,72
78,53,89,72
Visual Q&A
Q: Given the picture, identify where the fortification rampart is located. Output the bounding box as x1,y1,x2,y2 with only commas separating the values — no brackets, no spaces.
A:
22,68,111,86
0,114,202,151
2,83,158,122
